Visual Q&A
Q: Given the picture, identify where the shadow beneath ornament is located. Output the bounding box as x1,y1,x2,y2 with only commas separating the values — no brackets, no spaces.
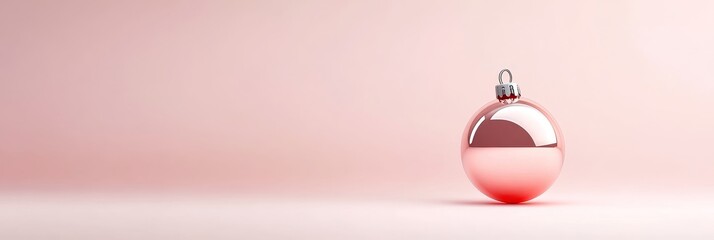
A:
436,199,571,207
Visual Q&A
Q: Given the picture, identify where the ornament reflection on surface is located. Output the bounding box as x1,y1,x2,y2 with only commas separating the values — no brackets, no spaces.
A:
461,70,564,204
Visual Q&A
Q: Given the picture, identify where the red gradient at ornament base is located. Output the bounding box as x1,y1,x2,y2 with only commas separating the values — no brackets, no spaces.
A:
461,69,564,204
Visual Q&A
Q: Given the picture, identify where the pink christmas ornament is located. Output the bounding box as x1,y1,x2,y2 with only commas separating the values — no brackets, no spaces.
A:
461,69,564,203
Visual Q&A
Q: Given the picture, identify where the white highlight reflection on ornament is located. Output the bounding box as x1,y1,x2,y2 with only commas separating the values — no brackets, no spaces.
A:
491,104,556,147
468,116,486,145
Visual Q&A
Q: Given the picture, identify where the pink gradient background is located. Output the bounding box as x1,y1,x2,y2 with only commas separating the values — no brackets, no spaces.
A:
3,1,714,238
2,0,714,196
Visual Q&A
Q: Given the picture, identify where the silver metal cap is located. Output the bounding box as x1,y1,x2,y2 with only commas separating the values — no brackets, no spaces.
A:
495,69,521,104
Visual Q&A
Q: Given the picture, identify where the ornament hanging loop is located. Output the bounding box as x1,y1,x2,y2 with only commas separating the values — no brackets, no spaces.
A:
495,68,520,104
498,69,512,84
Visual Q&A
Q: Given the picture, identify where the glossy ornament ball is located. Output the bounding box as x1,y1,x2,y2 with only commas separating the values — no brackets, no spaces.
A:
461,70,564,204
